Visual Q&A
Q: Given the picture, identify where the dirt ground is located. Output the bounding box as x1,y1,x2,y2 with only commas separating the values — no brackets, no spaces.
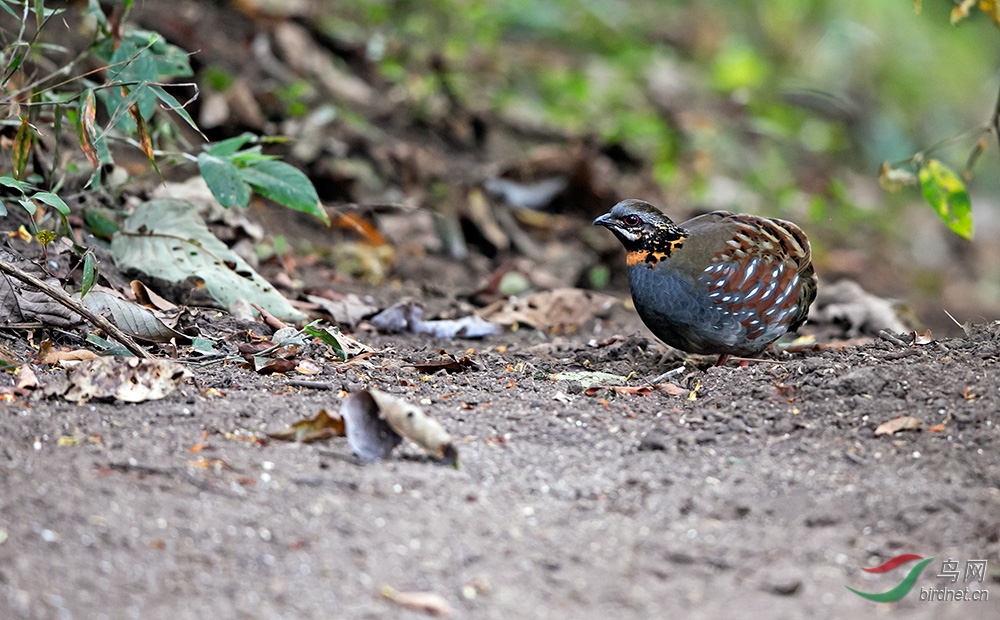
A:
1,288,998,619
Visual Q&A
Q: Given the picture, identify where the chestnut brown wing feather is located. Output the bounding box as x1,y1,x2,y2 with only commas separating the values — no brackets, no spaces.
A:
685,212,816,341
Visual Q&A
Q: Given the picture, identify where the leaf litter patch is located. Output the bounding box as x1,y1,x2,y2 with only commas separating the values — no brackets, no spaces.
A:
41,357,191,403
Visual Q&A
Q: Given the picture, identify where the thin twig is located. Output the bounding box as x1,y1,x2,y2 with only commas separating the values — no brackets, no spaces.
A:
0,259,151,359
877,329,910,348
286,379,334,390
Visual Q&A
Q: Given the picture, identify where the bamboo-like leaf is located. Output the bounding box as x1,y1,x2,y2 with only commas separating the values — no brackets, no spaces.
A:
149,84,206,140
12,117,32,180
81,253,97,298
128,99,161,181
77,90,100,168
918,159,974,240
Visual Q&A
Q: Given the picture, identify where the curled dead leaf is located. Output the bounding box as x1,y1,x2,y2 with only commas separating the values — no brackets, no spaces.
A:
369,389,457,463
912,329,933,345
380,585,453,618
874,416,922,436
267,409,346,443
342,390,457,464
36,340,99,364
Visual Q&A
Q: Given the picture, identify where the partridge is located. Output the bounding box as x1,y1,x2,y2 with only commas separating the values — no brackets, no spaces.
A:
594,199,817,365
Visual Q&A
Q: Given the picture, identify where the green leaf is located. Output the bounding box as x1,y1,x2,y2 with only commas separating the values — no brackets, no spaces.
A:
205,133,257,157
918,159,974,240
239,160,328,224
197,153,251,208
303,322,346,361
18,198,36,215
32,192,70,216
83,208,120,240
0,1,19,19
0,175,31,193
81,253,96,297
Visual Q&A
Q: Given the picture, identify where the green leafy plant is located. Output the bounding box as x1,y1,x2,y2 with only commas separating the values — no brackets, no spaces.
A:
876,1,1000,240
197,134,328,225
0,1,326,237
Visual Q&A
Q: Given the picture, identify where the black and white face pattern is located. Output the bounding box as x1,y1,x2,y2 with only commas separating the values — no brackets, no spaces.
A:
697,257,802,339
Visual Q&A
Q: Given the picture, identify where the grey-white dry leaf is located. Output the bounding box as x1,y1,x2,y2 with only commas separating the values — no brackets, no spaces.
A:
44,357,191,403
368,389,457,463
77,288,188,343
370,301,499,339
111,199,306,322
305,293,378,328
342,390,402,461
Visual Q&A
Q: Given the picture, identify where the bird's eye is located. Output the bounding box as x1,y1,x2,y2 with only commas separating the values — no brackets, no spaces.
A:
622,214,641,227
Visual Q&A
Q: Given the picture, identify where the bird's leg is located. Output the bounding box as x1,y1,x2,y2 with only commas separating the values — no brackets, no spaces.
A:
715,354,729,367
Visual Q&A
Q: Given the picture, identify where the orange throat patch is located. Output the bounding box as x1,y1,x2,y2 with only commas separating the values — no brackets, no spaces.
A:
627,251,665,267
626,240,683,268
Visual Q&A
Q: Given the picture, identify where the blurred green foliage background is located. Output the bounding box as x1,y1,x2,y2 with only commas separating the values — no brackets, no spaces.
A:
311,0,1000,325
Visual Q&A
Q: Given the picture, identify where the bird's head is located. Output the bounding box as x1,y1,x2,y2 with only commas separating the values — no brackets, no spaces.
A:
593,199,686,266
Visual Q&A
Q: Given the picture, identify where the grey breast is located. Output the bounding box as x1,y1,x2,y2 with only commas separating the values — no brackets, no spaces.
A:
627,262,746,354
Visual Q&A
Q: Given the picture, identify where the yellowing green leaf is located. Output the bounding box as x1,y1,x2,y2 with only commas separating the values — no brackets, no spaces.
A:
978,0,1000,28
918,159,973,240
12,117,32,181
952,0,976,23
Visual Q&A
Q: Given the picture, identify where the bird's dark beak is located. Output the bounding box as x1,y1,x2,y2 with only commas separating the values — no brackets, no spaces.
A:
593,213,615,228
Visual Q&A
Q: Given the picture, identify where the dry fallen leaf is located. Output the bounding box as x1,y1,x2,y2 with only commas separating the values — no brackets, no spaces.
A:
583,385,652,396
36,340,99,364
43,357,190,403
479,288,617,333
370,390,457,463
655,382,688,398
912,329,934,345
14,364,38,396
342,391,403,461
874,416,922,436
380,585,453,618
928,423,946,433
267,409,346,443
411,354,476,374
342,390,457,463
